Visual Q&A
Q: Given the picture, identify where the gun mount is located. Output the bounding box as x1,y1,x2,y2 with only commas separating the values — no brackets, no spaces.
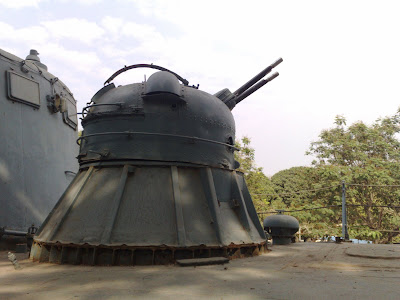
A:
31,59,282,266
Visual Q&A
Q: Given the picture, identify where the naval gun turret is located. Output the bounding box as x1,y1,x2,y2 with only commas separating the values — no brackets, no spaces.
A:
31,58,282,265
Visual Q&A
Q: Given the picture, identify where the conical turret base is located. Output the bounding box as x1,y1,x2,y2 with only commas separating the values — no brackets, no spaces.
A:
31,164,267,265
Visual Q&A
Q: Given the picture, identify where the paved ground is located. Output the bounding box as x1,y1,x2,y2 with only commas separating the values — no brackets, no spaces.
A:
1,243,400,299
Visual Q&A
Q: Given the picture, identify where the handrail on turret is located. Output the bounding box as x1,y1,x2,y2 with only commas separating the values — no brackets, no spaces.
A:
77,131,239,151
104,64,189,86
81,103,124,118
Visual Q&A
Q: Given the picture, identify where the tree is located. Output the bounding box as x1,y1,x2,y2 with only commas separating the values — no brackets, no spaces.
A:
271,167,341,240
271,167,314,207
307,112,400,243
235,137,276,215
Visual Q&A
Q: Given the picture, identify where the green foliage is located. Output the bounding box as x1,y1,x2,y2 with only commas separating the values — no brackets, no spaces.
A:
306,111,400,243
271,167,313,207
271,167,341,239
238,110,400,243
235,137,276,214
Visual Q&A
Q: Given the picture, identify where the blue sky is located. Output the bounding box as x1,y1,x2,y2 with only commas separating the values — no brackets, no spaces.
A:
1,0,400,175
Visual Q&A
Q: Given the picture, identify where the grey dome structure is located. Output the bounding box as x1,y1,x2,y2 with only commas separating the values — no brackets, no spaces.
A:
31,60,282,265
263,213,300,245
0,48,78,233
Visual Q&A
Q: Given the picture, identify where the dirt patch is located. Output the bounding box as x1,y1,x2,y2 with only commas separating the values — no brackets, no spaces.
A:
345,244,400,259
1,243,400,299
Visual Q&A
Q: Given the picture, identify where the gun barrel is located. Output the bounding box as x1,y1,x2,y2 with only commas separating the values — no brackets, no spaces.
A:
233,58,283,96
235,72,279,105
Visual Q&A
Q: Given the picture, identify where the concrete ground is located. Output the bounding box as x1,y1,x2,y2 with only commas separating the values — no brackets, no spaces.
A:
1,243,400,299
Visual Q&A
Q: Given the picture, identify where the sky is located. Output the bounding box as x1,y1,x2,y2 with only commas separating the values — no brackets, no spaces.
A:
1,0,399,176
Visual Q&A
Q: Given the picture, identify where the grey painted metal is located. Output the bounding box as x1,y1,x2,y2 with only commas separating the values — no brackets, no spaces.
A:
1,229,28,237
31,63,282,265
34,166,264,246
233,58,283,96
263,213,300,245
0,48,79,232
100,165,132,245
235,72,279,105
171,166,187,246
78,73,236,170
200,167,226,245
45,166,94,242
77,131,238,150
145,70,182,96
218,58,282,110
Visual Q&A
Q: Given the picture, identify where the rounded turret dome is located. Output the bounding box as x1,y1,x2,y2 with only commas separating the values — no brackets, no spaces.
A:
79,71,236,169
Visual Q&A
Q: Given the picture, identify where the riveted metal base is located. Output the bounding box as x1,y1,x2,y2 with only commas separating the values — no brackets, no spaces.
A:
30,241,268,266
